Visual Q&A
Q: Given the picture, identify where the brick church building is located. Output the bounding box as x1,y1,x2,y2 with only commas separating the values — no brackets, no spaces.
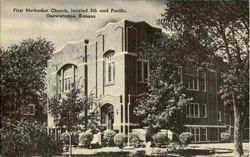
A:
46,20,247,143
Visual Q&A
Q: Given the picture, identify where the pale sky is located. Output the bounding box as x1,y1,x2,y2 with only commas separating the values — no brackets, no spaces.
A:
1,0,165,51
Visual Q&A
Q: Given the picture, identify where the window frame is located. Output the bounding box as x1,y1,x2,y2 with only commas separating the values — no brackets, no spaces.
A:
184,68,199,91
218,111,222,122
57,64,77,93
178,66,183,83
137,51,149,83
186,103,200,118
200,70,207,92
187,127,201,142
202,128,208,141
105,52,115,85
202,104,207,118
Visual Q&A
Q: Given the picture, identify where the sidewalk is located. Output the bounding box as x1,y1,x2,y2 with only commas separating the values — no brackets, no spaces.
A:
63,142,250,157
189,142,250,156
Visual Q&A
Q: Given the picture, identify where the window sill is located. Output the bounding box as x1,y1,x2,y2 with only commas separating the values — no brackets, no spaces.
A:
105,82,115,87
138,81,148,84
186,88,199,91
186,116,201,118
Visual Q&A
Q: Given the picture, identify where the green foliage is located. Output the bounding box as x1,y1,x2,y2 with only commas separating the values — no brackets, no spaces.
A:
103,129,116,146
79,131,94,148
152,132,168,147
114,133,127,148
179,132,193,146
129,133,142,148
221,132,232,142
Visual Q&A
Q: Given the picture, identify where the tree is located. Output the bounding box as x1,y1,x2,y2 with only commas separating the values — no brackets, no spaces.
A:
1,38,54,122
48,83,99,154
0,120,62,157
135,34,210,134
48,84,95,132
158,1,249,156
0,38,54,156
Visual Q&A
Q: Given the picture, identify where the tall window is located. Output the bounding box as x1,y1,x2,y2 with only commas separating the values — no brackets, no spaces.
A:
75,67,78,82
58,80,61,94
178,66,183,82
218,112,222,122
137,51,149,83
200,71,206,91
187,128,200,141
57,64,77,93
186,103,200,118
64,77,72,92
201,128,208,141
201,104,207,118
105,52,115,85
184,67,199,91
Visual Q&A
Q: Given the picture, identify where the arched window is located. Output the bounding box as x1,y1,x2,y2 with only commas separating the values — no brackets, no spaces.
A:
104,50,115,85
57,64,78,93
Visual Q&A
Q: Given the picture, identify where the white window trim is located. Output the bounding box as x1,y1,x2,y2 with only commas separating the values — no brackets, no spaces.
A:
218,111,222,122
185,68,199,91
203,128,208,141
186,103,200,118
64,77,72,92
203,104,207,118
186,76,199,91
187,128,201,142
197,128,201,142
178,66,183,83
105,53,115,85
58,80,61,94
137,59,149,83
200,70,207,92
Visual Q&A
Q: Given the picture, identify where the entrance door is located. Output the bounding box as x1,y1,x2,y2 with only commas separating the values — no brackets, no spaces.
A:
101,104,114,130
107,106,114,129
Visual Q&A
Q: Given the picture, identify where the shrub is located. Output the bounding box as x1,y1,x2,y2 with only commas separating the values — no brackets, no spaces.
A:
114,133,127,148
79,131,94,148
152,132,168,147
179,132,192,146
129,133,141,147
47,138,63,156
221,132,231,142
60,132,70,144
72,132,79,146
103,129,116,146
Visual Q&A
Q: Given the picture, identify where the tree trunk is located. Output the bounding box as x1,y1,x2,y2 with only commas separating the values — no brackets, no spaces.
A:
69,132,72,157
240,113,247,147
232,94,243,157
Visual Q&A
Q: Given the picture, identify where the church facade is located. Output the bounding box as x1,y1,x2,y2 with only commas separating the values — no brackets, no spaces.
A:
47,20,243,143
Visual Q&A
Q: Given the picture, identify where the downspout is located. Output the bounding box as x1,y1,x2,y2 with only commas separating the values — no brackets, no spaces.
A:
84,39,89,130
